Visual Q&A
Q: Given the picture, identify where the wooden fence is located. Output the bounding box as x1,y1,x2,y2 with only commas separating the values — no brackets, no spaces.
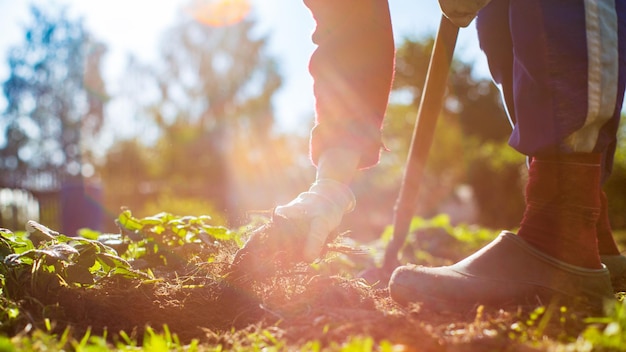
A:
0,182,103,235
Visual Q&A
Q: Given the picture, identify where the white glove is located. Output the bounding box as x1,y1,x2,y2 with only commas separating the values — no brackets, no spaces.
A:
275,178,356,261
438,0,492,27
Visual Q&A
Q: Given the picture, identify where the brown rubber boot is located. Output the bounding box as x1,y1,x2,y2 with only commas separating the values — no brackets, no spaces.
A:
389,232,613,313
602,254,626,292
389,153,614,311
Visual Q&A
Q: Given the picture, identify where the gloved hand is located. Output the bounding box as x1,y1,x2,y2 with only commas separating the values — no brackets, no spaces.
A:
275,148,360,262
275,178,356,261
438,0,492,27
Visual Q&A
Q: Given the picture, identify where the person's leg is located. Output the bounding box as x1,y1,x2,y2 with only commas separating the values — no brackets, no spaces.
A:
474,0,516,126
304,0,395,169
518,153,603,269
478,0,624,262
506,0,625,269
389,0,625,310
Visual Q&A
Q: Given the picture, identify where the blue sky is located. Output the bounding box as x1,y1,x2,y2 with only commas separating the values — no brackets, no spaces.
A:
0,0,489,141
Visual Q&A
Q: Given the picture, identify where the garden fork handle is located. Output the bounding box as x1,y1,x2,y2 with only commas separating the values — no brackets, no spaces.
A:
383,15,459,270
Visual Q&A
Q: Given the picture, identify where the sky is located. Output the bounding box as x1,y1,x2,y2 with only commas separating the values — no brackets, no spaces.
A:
0,0,490,141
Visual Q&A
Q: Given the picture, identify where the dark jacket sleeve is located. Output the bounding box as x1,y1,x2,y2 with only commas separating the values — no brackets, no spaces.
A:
304,0,395,169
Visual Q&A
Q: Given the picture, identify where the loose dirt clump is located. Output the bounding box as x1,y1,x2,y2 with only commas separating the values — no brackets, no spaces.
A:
261,276,442,350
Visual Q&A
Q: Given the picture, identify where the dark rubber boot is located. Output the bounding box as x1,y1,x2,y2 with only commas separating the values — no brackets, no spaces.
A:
389,232,613,313
389,153,615,311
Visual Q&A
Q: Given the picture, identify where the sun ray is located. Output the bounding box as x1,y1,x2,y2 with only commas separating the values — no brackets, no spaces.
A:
185,0,252,27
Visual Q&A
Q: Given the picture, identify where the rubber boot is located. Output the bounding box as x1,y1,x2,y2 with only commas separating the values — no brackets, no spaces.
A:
389,153,613,312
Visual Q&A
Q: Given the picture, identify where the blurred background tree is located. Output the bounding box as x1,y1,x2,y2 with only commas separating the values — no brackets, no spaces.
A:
98,15,311,228
0,5,107,190
0,5,107,233
2,4,625,241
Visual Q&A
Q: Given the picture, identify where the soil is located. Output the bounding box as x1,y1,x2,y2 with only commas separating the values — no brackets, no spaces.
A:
10,261,594,351
5,220,601,351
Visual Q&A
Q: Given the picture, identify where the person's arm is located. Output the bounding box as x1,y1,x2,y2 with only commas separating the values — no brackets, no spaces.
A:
275,0,394,262
316,148,360,184
276,148,359,261
306,0,394,169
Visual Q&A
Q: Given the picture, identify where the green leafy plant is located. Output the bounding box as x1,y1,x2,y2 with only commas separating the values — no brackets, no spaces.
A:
0,221,144,299
1,210,625,352
580,300,626,351
113,209,243,269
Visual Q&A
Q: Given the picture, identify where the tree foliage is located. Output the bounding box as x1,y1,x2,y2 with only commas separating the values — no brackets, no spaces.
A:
100,16,292,225
152,18,281,134
0,5,107,190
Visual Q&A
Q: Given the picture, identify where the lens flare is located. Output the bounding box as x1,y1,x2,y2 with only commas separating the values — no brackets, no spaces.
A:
185,0,252,27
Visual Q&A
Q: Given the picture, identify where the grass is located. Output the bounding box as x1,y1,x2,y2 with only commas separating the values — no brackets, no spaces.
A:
1,211,626,351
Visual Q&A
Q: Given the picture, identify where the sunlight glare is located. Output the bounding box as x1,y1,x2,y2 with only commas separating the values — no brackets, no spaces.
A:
185,0,251,27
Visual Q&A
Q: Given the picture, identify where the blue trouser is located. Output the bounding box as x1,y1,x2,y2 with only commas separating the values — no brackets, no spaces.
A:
476,0,626,181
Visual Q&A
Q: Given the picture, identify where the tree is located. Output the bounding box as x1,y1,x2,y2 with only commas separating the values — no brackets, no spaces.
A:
0,5,107,191
101,16,286,223
392,37,511,143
